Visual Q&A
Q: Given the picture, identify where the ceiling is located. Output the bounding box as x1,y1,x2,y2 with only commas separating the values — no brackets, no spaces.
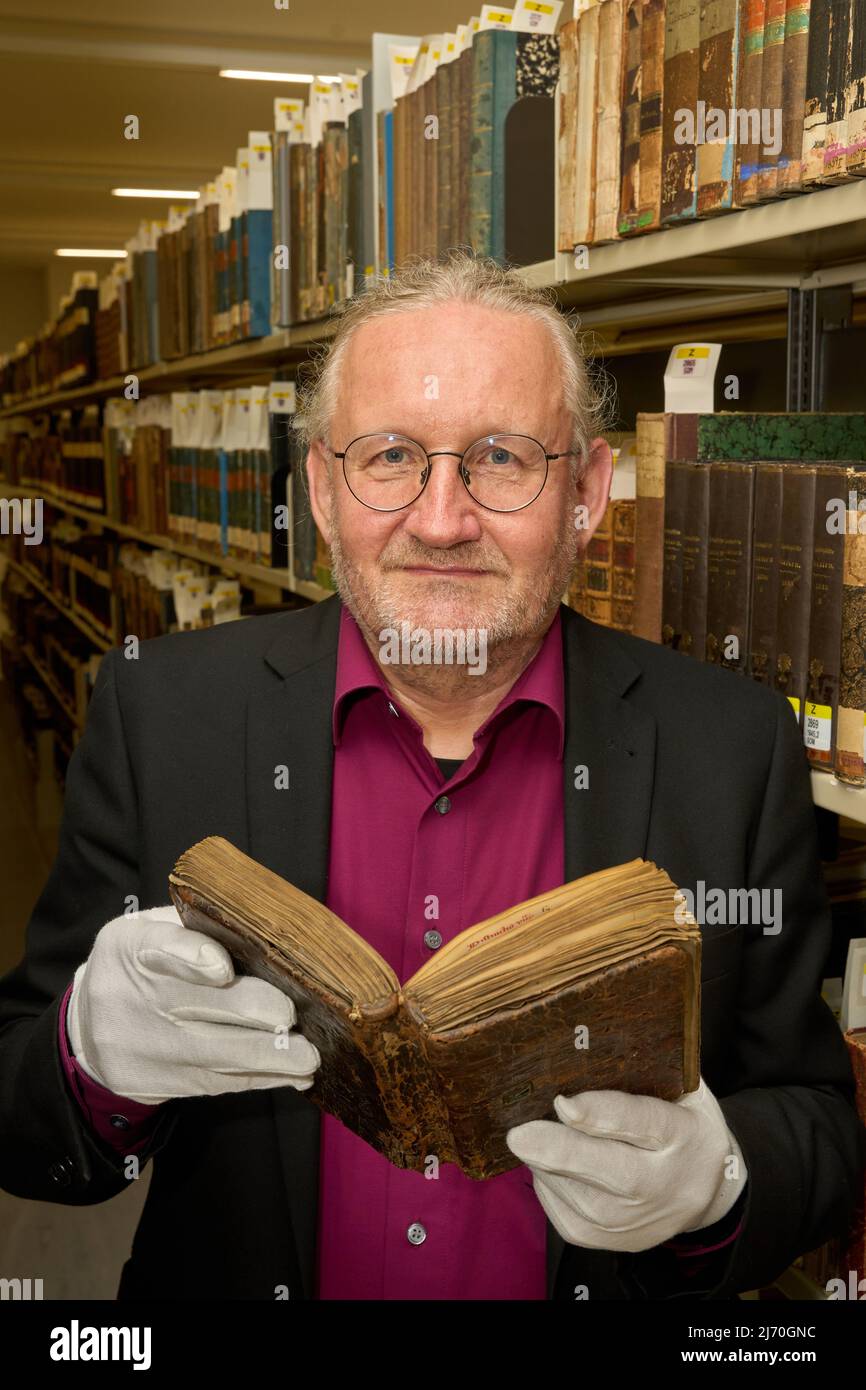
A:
0,1,473,273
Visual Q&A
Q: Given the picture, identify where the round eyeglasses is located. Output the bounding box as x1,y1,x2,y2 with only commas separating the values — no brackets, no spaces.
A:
332,432,578,514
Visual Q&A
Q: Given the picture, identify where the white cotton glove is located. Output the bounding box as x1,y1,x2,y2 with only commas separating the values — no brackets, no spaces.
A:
67,905,320,1104
505,1075,747,1252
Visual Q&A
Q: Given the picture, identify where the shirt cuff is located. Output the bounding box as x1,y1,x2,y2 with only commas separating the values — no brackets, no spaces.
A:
661,1180,748,1258
58,981,162,1154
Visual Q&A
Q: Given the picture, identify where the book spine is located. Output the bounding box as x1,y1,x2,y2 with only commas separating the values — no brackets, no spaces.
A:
802,0,833,182
638,0,667,231
662,459,689,648
634,412,669,641
806,465,847,767
777,0,812,191
557,17,581,251
734,0,767,204
822,0,853,181
696,0,741,215
748,463,783,684
458,47,474,248
662,0,701,222
705,462,755,671
835,473,866,784
424,71,439,261
773,464,817,722
756,0,787,197
845,0,866,173
595,0,626,243
619,0,644,234
583,500,614,624
611,498,637,631
437,60,453,256
574,1,601,245
679,462,711,659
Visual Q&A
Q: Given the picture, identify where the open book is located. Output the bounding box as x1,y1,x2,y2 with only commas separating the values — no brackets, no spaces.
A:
169,837,701,1180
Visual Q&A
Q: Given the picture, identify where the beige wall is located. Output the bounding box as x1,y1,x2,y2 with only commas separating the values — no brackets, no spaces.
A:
0,264,48,357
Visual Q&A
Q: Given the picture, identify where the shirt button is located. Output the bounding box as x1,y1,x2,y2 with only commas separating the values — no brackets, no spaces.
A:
48,1157,75,1187
407,1222,427,1246
110,1114,130,1130
424,929,442,950
434,795,451,815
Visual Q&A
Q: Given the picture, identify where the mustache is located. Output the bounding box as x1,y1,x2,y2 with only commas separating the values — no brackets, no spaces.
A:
379,544,510,574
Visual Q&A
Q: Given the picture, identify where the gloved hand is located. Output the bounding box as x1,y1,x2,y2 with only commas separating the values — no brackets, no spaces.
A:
67,905,320,1104
505,1075,747,1252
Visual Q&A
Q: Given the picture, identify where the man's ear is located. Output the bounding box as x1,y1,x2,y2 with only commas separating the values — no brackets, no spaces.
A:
306,439,333,546
575,437,614,545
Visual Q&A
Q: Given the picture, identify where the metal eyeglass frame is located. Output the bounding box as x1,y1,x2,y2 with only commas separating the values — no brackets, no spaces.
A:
330,432,579,514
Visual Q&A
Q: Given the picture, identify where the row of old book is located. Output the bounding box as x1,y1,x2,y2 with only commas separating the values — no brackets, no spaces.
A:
560,0,866,251
569,410,866,786
3,385,333,590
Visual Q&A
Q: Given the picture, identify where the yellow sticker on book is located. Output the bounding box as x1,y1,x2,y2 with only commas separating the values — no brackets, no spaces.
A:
804,701,831,752
675,346,711,359
787,696,801,718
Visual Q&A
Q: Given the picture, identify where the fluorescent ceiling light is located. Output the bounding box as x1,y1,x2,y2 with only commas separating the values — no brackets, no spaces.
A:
112,188,200,199
55,248,128,258
219,68,316,82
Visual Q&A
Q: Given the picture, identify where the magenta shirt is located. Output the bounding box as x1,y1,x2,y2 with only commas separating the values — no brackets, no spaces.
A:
315,605,566,1299
58,602,742,1295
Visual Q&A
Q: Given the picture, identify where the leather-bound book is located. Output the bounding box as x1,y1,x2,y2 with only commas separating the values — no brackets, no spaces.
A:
634,412,699,642
840,1028,866,1282
748,463,784,686
822,0,853,181
634,412,670,641
662,0,700,222
574,0,601,246
456,43,474,248
436,53,453,255
612,499,637,632
583,499,614,624
696,0,740,214
619,0,643,234
705,462,756,672
806,465,848,769
679,463,711,660
662,458,689,648
778,0,812,192
836,471,866,785
802,0,832,182
734,0,767,204
170,838,701,1181
694,411,866,460
638,0,667,233
557,18,580,252
757,0,787,197
846,0,866,174
595,0,626,243
773,464,817,724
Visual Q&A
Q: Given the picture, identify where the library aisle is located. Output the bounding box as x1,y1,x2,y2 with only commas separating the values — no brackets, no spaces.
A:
0,0,865,1343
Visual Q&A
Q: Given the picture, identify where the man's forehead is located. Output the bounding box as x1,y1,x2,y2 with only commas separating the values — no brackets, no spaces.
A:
336,306,564,423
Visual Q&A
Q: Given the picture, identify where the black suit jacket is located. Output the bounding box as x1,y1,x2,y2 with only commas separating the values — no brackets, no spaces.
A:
1,595,864,1301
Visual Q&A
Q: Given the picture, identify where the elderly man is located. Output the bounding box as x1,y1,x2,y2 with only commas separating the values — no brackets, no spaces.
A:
0,252,863,1302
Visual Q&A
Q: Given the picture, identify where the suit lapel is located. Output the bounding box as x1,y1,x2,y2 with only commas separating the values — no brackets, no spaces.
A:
245,594,342,1299
547,606,658,1296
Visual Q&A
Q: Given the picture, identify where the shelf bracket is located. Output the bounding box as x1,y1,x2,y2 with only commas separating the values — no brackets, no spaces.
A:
786,285,853,411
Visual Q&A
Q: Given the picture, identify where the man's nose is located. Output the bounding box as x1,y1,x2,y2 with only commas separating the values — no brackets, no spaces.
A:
406,454,480,536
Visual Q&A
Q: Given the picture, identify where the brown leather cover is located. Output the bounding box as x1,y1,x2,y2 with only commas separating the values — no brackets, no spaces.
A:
170,882,700,1181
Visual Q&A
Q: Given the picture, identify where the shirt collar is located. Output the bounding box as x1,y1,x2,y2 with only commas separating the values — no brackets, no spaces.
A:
332,603,565,758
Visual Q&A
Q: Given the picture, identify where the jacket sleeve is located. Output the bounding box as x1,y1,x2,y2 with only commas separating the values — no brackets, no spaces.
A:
622,692,866,1299
0,648,178,1204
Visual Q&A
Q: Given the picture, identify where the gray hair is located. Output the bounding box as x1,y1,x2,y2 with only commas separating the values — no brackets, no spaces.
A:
294,250,613,477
